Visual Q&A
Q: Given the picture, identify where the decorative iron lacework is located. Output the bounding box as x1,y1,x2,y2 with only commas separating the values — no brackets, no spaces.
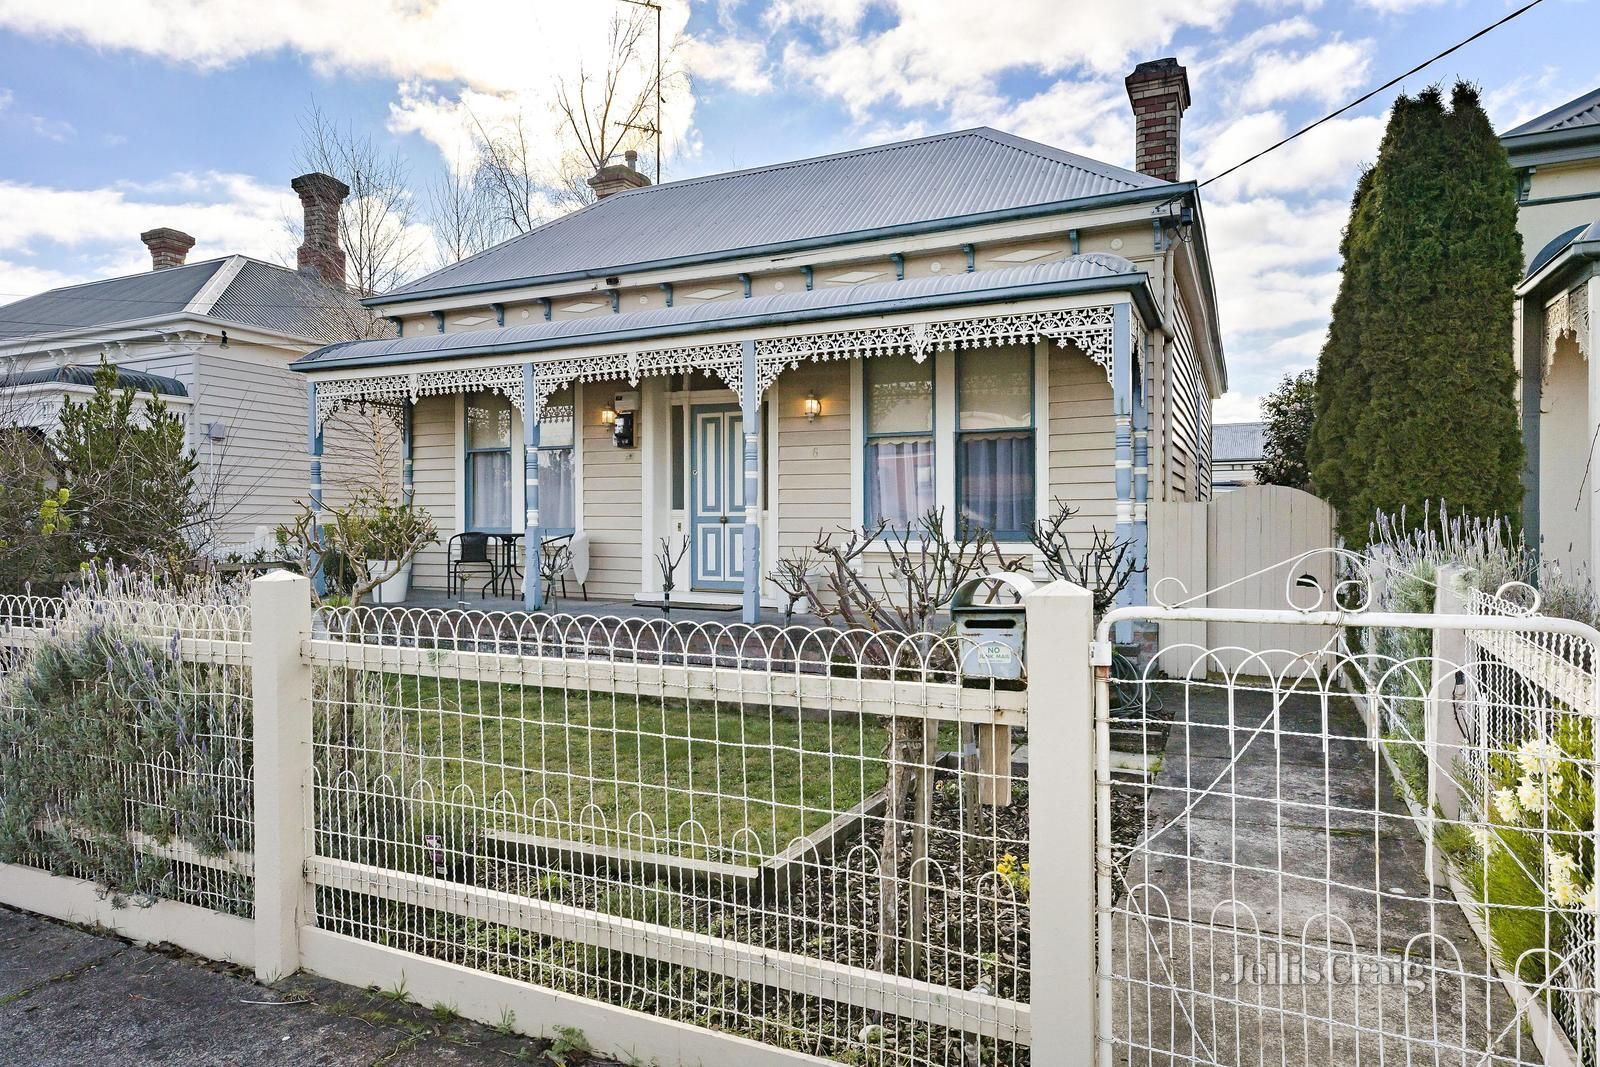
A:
412,365,527,415
310,301,1132,415
753,304,1122,382
634,341,743,383
1545,283,1590,386
315,373,411,430
528,353,633,416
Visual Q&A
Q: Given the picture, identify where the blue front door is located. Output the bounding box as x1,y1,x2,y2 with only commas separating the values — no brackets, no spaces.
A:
690,404,747,591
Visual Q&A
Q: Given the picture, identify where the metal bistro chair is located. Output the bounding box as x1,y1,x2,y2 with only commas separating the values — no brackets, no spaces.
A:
447,532,504,598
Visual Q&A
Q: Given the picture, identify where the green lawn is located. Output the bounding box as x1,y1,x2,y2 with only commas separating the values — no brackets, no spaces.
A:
328,674,891,865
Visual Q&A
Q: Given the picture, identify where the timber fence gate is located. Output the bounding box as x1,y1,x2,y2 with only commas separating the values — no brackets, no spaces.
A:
0,573,1108,1066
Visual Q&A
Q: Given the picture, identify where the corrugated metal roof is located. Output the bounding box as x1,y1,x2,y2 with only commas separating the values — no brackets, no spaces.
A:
296,256,1144,371
1,363,188,397
1212,421,1264,462
0,259,227,342
1504,87,1600,137
379,128,1166,303
209,259,355,342
0,255,363,346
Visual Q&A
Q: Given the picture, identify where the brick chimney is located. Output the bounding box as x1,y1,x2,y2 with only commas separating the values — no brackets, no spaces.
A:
140,227,196,271
291,171,349,289
587,149,651,200
1125,58,1191,183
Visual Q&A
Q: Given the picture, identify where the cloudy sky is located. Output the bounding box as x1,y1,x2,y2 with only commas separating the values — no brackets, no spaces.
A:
0,0,1594,418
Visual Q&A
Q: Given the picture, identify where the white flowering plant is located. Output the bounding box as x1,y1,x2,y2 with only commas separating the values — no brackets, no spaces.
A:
1464,717,1595,983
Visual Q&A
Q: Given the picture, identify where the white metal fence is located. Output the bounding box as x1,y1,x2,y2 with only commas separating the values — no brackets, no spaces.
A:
0,574,1060,1066
1098,556,1600,1067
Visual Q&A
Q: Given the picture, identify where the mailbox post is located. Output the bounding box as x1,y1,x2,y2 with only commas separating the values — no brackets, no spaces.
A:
950,573,1035,805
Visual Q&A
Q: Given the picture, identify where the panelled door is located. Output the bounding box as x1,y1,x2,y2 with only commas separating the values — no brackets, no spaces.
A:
689,404,749,591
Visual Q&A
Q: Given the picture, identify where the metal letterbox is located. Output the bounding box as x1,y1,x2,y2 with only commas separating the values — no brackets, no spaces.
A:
950,572,1036,680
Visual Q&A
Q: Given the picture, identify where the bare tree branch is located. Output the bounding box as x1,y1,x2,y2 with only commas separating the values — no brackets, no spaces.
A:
294,102,421,296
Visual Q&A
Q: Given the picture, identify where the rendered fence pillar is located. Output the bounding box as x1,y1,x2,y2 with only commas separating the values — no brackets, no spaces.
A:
251,570,315,982
1023,580,1099,1064
1428,565,1471,845
740,339,762,625
522,363,543,612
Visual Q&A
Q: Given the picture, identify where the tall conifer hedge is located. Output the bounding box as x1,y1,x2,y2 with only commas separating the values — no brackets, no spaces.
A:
1307,84,1523,544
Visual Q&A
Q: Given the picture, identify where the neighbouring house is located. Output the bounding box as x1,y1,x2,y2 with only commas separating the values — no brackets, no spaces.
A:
0,172,372,549
292,57,1227,621
1210,421,1263,492
1504,88,1600,575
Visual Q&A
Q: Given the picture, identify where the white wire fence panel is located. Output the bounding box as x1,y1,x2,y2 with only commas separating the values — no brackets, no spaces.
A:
0,591,256,917
1101,632,1597,1067
1460,588,1600,1061
306,607,1031,1066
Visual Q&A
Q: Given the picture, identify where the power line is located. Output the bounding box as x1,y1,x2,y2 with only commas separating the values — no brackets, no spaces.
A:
1198,0,1548,189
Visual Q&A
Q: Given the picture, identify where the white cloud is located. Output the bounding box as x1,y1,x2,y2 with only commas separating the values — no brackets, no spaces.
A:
27,114,74,141
1190,110,1382,194
1484,67,1594,132
777,0,1239,118
682,33,773,93
1212,392,1266,423
956,79,1134,168
1240,38,1373,109
0,88,12,112
0,172,296,274
1205,195,1348,338
1357,0,1448,10
0,1,702,193
1192,17,1317,77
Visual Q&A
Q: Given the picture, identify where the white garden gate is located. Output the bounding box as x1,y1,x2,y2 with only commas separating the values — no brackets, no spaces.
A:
1094,553,1600,1066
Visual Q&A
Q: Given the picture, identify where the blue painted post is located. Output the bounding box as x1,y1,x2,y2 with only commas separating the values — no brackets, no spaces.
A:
1131,337,1150,616
522,363,543,612
400,401,415,508
740,340,761,624
306,384,326,596
1111,304,1135,641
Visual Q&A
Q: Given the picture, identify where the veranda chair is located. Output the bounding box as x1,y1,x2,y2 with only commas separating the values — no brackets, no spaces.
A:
447,532,503,598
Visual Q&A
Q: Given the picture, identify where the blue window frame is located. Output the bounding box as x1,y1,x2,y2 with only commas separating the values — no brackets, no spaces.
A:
863,355,935,530
955,346,1035,540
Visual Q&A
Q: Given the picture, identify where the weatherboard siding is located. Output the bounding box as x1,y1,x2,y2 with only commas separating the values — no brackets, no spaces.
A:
1047,344,1117,548
192,348,307,544
407,395,458,591
581,378,644,600
775,361,852,555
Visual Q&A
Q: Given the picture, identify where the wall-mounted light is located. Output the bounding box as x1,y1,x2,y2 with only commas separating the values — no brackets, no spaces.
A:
804,390,821,422
600,400,618,426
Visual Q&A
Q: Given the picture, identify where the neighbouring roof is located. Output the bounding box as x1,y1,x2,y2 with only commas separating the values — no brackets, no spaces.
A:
296,255,1153,373
0,255,351,345
374,127,1172,306
1,363,188,397
1212,421,1264,463
1504,88,1600,138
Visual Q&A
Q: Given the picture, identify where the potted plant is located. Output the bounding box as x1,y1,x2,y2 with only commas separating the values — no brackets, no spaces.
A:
363,500,430,604
277,491,438,607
